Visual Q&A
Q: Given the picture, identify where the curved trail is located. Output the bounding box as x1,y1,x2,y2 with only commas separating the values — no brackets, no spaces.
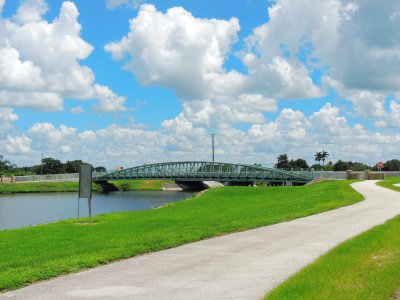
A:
2,181,400,300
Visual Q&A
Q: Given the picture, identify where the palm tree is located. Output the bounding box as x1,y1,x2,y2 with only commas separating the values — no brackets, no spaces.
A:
321,150,329,167
275,154,289,169
315,151,322,165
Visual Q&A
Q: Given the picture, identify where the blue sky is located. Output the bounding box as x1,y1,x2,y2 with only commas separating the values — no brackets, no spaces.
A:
0,0,399,168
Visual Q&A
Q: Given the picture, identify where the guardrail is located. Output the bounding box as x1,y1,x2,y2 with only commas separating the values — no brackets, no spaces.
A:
15,173,79,182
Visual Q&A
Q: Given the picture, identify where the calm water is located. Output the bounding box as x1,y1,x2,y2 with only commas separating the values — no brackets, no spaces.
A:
0,191,192,230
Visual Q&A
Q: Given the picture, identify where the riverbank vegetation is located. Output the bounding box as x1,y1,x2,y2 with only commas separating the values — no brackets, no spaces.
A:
265,215,400,300
376,176,400,192
0,180,362,291
109,179,171,191
0,180,168,194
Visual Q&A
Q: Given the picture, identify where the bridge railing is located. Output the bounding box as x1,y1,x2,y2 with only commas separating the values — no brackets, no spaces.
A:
94,162,314,183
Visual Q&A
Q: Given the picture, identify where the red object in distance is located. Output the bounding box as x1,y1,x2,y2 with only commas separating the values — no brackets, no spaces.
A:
377,162,384,169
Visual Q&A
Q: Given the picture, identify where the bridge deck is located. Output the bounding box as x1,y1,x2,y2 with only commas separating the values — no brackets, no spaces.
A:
94,161,314,184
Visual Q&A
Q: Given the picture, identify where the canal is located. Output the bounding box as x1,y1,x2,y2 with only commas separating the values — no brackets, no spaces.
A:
0,191,192,230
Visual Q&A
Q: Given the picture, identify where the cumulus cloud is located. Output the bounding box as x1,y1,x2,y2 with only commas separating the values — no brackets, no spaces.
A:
3,135,32,154
0,108,18,136
92,84,126,112
3,102,397,168
0,0,125,112
246,0,400,117
105,4,243,100
104,2,323,125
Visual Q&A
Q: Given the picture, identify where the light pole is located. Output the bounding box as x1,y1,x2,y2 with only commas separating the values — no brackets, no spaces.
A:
212,133,215,162
40,153,43,175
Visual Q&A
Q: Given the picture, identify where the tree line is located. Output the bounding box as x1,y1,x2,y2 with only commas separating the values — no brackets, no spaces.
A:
0,156,106,176
275,151,400,171
1,153,400,176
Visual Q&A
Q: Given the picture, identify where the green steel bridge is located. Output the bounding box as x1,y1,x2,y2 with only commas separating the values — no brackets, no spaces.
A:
94,161,314,190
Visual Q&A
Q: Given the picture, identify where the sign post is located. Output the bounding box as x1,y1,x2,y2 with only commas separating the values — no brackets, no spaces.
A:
377,162,384,180
78,164,93,223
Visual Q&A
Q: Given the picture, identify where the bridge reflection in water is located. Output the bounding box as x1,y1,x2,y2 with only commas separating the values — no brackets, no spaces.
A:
93,161,315,191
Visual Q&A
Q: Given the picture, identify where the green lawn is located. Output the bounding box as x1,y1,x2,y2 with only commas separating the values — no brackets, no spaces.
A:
0,181,82,193
0,180,362,291
109,179,171,191
265,215,400,300
376,176,400,192
0,180,168,194
265,177,400,300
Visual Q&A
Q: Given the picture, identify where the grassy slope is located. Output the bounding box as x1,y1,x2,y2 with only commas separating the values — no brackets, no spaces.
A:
265,177,400,300
0,180,362,291
0,180,167,193
376,176,400,192
109,180,171,191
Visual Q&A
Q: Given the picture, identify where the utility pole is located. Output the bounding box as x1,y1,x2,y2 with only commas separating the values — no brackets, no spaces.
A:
212,133,215,162
40,153,43,175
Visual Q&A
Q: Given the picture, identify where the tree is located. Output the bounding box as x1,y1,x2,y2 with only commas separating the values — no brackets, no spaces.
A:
94,166,107,172
41,157,64,174
321,150,329,167
289,159,309,170
275,154,290,169
0,155,13,170
64,160,84,173
315,151,323,165
383,159,400,171
333,160,349,171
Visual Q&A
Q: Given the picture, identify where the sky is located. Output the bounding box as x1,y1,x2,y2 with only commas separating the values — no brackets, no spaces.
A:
0,0,399,169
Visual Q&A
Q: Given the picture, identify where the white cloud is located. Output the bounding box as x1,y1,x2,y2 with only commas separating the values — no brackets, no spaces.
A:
92,84,126,112
245,0,400,117
105,4,242,100
4,135,31,154
3,101,400,168
0,0,125,112
13,0,48,24
0,46,44,89
0,0,4,16
28,122,76,143
70,106,83,114
0,108,18,136
345,90,386,118
0,91,63,111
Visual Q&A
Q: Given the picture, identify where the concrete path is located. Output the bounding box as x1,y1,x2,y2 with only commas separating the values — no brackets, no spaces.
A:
2,181,400,300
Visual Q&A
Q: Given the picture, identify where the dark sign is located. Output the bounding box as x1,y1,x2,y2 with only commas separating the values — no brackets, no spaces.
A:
79,164,92,199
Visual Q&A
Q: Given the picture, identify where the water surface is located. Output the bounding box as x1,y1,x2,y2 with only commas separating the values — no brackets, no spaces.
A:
0,191,192,230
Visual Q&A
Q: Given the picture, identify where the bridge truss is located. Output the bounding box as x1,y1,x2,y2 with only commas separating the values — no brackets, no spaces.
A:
94,161,314,184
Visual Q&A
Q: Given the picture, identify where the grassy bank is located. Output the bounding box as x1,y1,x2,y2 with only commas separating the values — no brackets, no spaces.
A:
265,215,400,300
0,180,362,291
0,181,83,193
109,179,171,191
0,180,168,194
376,176,400,192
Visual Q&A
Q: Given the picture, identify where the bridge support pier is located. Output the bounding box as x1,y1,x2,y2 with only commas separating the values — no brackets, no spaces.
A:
175,181,209,191
96,181,118,192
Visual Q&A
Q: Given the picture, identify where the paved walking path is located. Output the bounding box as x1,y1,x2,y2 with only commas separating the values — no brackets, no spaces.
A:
2,181,400,300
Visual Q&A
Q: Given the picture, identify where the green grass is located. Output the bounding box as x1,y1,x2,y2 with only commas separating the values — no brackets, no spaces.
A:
109,179,171,191
265,179,400,300
265,215,400,300
0,180,362,291
376,176,400,192
0,180,168,194
0,181,83,193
